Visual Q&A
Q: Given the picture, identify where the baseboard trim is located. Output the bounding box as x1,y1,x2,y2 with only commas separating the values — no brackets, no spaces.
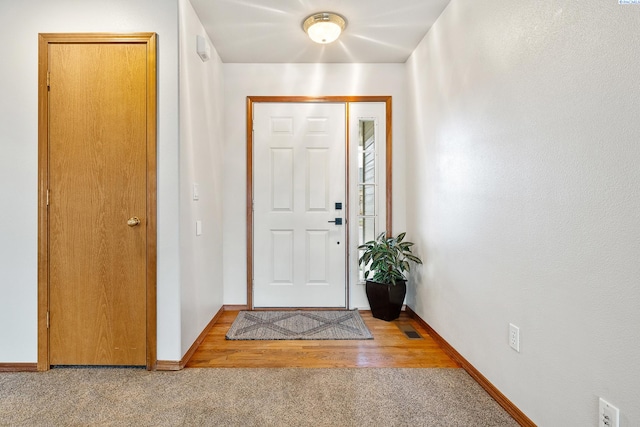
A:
156,305,225,371
223,304,249,311
0,363,38,372
155,360,182,371
405,306,536,427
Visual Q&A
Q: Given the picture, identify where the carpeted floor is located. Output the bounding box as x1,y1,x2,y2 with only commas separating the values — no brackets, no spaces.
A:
0,367,518,426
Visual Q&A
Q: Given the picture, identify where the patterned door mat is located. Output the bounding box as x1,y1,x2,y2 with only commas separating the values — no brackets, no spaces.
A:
226,310,374,340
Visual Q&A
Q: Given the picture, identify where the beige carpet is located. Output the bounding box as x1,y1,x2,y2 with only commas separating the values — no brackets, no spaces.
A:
0,368,518,426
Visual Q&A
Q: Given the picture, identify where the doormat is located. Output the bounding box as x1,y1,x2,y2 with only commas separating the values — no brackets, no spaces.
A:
226,310,373,340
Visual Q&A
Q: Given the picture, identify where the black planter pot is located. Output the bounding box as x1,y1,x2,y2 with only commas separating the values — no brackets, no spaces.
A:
365,280,406,321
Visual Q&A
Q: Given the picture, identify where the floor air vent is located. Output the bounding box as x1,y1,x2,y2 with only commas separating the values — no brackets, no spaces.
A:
396,323,423,340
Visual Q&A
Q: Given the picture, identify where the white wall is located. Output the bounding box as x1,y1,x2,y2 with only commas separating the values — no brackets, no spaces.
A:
222,63,407,305
178,0,225,356
405,1,640,425
0,0,182,362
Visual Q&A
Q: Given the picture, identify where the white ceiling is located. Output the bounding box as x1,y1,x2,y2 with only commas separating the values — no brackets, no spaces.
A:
189,0,451,63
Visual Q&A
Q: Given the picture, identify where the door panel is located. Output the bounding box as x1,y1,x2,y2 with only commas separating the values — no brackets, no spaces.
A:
48,42,147,365
271,148,294,211
307,148,329,210
253,103,346,307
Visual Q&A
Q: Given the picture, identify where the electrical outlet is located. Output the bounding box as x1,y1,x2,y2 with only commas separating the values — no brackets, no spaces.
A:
509,323,520,352
599,398,619,427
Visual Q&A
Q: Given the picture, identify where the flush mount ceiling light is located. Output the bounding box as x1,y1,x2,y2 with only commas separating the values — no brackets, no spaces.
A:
303,12,347,44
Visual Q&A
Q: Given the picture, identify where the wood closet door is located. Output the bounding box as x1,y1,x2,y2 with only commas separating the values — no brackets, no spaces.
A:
48,42,147,365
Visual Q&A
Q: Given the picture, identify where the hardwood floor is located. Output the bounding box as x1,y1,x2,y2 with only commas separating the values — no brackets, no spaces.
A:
186,310,460,368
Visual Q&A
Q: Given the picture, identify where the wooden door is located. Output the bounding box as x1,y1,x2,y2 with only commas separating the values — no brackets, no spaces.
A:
43,37,154,366
253,103,347,308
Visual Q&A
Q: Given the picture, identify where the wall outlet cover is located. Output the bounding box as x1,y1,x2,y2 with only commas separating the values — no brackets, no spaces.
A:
599,397,619,427
509,323,520,352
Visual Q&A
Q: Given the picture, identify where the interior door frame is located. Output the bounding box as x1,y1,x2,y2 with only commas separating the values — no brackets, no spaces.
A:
246,96,392,310
37,33,157,371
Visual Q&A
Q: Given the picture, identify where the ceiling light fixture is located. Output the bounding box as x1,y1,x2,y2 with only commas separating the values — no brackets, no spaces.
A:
303,12,347,44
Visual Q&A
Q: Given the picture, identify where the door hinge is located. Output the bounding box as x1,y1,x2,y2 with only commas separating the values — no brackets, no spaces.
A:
46,189,50,206
46,311,50,329
46,71,50,89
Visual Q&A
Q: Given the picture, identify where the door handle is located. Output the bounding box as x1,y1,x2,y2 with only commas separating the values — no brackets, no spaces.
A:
328,218,343,225
127,217,141,227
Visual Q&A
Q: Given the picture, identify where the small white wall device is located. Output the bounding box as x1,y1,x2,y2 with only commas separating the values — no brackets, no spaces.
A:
196,35,211,62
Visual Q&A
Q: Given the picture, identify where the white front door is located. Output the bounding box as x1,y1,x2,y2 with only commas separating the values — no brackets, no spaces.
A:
253,103,346,308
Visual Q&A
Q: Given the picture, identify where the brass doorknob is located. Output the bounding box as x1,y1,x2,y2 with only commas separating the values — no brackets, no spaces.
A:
127,217,141,227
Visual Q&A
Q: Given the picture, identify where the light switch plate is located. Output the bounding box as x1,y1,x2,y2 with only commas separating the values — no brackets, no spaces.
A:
193,183,199,201
196,220,202,236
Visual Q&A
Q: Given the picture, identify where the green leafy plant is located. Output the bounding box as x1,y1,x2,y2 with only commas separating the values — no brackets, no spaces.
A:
358,232,423,285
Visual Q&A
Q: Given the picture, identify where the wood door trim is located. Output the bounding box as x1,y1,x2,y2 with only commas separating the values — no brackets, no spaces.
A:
246,96,393,310
37,32,157,371
144,33,158,371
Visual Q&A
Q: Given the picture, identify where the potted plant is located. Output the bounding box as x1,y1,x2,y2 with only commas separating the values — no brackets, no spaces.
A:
358,232,423,321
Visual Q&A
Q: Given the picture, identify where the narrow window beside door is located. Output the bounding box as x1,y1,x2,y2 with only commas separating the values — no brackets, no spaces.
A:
358,119,378,282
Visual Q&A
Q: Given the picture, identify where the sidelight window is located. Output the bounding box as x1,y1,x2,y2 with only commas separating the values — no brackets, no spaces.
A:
357,119,377,282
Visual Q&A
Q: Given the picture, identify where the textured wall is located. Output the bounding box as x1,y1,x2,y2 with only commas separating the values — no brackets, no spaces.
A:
0,0,181,362
405,0,640,425
178,0,225,356
221,63,407,305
